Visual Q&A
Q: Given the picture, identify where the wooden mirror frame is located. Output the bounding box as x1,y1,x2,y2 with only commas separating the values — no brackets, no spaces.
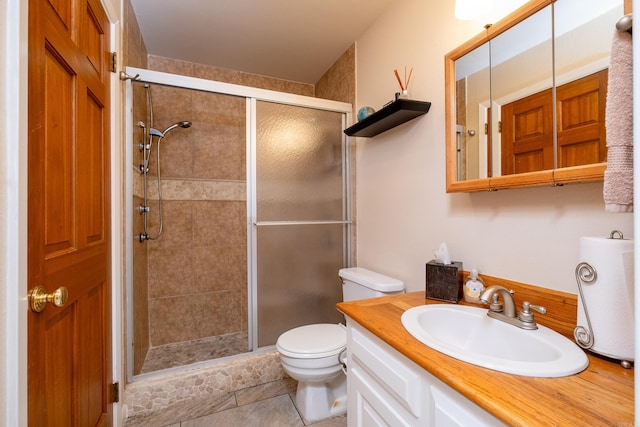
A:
445,0,613,193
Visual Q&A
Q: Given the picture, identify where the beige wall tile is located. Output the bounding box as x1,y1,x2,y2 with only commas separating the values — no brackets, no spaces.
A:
191,246,247,292
316,43,356,107
123,0,148,69
148,55,196,77
148,246,194,298
146,200,194,248
149,290,243,344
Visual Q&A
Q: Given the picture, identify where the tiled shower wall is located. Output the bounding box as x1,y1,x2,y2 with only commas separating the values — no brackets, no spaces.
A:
137,77,249,355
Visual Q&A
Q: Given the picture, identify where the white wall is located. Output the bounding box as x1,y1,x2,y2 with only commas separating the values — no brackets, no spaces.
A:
354,0,633,294
1,0,29,425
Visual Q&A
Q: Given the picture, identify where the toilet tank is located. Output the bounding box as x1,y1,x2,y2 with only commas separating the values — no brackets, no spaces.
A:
338,267,405,302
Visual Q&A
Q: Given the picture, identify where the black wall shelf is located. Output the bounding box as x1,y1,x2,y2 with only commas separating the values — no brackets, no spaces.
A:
344,98,431,137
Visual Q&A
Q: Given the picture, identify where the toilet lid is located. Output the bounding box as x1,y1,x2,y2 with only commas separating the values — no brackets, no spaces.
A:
276,324,346,358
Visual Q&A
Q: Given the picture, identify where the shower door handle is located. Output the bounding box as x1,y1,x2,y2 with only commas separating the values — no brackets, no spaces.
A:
254,220,352,226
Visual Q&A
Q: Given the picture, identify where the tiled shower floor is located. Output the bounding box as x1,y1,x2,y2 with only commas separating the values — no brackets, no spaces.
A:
140,332,249,373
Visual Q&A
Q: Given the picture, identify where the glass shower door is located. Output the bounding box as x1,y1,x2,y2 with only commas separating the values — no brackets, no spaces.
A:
254,100,351,347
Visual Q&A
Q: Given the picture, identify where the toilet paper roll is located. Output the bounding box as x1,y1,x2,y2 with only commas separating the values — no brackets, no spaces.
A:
577,236,634,361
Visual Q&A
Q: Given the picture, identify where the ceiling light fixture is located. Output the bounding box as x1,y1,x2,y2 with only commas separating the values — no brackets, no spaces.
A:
455,0,530,23
455,0,495,20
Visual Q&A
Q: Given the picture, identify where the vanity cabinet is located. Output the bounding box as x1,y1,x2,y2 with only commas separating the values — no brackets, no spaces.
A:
346,320,505,427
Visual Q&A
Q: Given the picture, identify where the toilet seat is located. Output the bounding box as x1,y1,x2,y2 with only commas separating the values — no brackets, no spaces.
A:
276,324,346,358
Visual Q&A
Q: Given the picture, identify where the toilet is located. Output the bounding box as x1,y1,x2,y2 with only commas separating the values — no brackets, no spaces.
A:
276,267,405,423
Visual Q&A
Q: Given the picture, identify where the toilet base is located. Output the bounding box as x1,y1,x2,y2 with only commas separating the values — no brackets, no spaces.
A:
294,373,347,424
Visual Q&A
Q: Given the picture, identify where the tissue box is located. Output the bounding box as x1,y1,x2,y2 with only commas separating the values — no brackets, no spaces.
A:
426,260,463,303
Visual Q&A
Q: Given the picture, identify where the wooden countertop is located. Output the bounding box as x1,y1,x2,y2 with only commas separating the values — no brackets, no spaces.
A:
337,291,634,427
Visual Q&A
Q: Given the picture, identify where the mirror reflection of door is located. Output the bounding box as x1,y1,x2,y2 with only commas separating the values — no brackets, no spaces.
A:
556,70,608,168
501,89,553,175
501,67,608,175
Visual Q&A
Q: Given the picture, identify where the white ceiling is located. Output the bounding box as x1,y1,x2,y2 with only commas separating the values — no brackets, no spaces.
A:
130,0,395,84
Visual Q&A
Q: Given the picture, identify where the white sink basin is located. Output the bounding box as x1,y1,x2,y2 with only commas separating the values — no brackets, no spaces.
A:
401,304,588,377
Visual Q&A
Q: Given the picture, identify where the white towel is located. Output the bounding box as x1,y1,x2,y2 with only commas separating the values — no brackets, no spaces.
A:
604,29,633,213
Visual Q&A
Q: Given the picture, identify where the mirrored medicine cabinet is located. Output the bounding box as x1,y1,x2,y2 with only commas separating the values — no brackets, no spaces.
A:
445,0,625,192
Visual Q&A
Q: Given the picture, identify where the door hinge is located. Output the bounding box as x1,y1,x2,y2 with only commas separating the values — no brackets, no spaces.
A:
484,123,488,134
110,52,117,73
498,120,502,133
112,382,120,403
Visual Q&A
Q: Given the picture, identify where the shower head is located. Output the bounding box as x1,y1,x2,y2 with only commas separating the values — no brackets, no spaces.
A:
163,121,192,135
149,121,192,139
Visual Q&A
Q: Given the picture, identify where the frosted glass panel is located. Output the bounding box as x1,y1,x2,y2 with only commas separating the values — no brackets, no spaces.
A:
255,100,349,347
256,101,344,221
257,224,345,347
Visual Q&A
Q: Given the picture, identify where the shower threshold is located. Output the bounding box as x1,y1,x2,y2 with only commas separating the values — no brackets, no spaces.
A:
139,332,249,374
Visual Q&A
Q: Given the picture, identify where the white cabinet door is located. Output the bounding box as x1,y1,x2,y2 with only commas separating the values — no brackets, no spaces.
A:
350,364,413,427
430,383,506,427
346,319,506,427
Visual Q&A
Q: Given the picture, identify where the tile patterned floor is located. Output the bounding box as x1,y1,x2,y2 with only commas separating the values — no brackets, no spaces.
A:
140,332,249,373
125,376,347,427
130,337,347,426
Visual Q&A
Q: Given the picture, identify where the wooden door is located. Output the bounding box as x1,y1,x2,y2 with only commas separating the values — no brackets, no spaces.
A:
556,70,608,168
27,0,112,425
501,88,554,175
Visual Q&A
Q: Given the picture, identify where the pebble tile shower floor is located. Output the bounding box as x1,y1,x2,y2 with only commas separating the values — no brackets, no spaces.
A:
140,333,249,373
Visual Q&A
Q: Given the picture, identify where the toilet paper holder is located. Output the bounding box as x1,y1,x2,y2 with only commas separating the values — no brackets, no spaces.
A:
574,261,597,350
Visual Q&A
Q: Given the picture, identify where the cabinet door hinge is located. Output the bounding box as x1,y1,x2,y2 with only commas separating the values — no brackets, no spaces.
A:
112,382,120,403
110,52,117,73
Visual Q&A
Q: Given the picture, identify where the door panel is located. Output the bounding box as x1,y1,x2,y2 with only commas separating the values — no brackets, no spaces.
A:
43,45,76,256
28,0,111,424
501,88,554,175
556,70,607,168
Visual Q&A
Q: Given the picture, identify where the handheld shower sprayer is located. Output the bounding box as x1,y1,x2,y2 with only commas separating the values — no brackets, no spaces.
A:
149,121,192,139
142,121,191,173
139,119,192,242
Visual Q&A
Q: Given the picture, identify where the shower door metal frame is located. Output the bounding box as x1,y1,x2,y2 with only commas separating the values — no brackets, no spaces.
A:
124,66,353,380
248,98,354,351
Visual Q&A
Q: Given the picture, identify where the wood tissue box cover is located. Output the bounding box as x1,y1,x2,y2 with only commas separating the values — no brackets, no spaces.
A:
426,260,463,303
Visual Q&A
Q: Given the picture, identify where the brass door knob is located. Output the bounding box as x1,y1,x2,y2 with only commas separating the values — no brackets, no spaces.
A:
29,286,68,313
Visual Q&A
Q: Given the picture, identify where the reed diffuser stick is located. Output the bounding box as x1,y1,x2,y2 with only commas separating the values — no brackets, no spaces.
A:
393,69,405,91
394,67,414,93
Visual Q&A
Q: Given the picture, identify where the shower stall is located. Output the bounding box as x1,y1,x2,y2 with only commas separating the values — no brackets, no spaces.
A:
124,67,353,378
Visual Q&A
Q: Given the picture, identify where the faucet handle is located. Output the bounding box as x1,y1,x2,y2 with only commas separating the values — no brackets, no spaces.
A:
528,302,547,314
518,301,547,324
489,293,503,312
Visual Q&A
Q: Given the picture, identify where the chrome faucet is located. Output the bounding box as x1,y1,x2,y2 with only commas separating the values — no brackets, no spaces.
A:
479,285,546,330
